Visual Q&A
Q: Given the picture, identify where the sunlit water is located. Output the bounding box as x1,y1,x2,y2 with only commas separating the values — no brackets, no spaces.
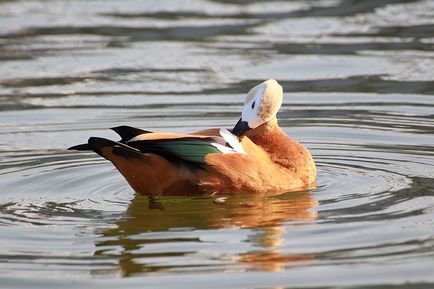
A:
1,0,434,288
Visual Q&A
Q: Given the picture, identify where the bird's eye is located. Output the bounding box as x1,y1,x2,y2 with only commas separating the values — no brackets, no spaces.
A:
251,101,256,109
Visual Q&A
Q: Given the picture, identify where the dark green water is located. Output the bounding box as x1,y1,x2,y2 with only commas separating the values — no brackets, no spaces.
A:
0,0,434,288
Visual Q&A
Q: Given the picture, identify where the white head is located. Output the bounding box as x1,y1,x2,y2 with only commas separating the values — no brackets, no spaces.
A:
232,79,283,136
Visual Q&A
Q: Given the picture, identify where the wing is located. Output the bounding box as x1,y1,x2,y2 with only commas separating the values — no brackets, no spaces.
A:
72,125,245,166
126,138,220,165
126,128,245,165
109,125,245,165
111,125,152,143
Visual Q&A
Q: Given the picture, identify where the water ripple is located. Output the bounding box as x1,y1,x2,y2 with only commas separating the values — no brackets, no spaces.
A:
1,0,434,287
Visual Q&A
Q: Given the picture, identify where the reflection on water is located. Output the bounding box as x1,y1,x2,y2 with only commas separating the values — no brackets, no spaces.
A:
0,0,434,288
95,193,317,276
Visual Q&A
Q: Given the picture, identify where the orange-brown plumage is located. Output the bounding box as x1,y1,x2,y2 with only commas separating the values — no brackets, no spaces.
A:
98,145,200,196
69,79,316,196
200,117,316,194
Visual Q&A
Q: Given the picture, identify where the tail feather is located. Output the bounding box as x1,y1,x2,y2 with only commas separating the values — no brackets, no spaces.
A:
68,134,203,195
69,137,143,159
111,125,152,142
68,143,92,151
88,137,119,150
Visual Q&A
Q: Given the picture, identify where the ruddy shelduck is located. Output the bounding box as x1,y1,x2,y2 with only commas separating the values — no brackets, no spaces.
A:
69,79,316,195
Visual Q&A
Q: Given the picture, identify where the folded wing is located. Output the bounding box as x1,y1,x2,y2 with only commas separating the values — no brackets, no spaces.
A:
69,126,244,166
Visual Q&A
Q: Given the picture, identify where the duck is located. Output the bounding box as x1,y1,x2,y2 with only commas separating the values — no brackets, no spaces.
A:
69,79,316,195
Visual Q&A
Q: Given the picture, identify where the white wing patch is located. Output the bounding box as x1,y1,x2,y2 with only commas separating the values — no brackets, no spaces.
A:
210,128,246,154
210,142,237,154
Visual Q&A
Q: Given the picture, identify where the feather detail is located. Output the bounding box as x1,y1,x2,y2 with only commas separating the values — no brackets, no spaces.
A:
127,138,222,165
111,125,152,143
219,128,246,154
210,142,237,154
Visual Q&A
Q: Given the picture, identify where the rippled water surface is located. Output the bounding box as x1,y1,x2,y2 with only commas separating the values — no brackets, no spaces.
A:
1,0,434,288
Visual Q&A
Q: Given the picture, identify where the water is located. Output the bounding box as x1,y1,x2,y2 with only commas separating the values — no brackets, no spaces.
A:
1,0,434,288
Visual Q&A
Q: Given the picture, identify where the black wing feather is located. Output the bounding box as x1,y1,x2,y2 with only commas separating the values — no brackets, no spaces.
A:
111,125,152,143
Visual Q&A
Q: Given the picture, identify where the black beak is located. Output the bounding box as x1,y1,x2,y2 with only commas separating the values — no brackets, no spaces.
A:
232,118,251,136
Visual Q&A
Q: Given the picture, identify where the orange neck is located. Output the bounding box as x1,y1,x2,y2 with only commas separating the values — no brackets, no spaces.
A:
244,117,315,179
245,117,289,153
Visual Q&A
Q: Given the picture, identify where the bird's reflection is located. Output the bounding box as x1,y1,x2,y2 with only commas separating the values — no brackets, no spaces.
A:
94,191,318,276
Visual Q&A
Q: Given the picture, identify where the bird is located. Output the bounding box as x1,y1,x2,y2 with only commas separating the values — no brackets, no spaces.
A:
69,79,316,195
